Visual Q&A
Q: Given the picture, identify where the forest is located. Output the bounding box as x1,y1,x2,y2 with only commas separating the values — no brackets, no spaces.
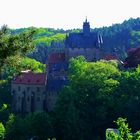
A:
0,18,140,140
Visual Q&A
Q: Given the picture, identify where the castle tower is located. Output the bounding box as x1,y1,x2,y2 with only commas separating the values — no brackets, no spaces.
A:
83,18,90,36
46,52,68,111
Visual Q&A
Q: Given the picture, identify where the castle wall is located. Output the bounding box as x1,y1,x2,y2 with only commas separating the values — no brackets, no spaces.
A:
11,84,46,113
46,91,58,111
66,48,102,61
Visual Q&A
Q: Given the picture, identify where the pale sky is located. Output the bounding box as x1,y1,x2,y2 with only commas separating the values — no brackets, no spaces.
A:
0,0,140,29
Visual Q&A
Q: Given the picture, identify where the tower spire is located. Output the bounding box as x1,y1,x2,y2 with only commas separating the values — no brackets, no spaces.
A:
86,16,87,22
83,17,90,36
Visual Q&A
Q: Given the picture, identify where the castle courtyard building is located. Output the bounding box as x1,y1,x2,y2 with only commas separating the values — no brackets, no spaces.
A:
11,72,47,113
65,18,103,61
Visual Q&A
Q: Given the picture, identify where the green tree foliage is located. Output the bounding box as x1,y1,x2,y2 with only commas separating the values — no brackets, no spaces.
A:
106,118,140,140
131,31,140,47
0,25,35,79
94,18,140,59
1,55,45,79
53,56,121,140
53,87,80,140
5,112,53,140
53,56,140,139
117,67,140,131
5,114,25,140
0,122,5,140
3,57,140,139
0,82,11,124
25,112,53,140
34,33,66,46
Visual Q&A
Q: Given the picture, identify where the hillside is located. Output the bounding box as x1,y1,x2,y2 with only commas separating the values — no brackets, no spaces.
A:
94,18,140,59
11,18,140,63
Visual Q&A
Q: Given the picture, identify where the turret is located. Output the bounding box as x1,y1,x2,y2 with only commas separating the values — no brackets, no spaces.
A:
83,18,90,36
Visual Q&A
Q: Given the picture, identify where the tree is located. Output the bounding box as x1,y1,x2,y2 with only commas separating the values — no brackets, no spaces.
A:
106,118,140,140
0,25,35,79
54,57,121,140
0,83,11,124
53,86,80,140
124,46,140,68
0,122,5,140
1,55,45,79
25,112,53,140
5,114,25,140
5,112,54,140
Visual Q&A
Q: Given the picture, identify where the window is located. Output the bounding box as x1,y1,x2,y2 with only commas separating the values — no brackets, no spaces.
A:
12,90,16,95
37,87,40,92
31,92,35,97
27,97,30,102
22,91,25,96
18,86,21,91
27,87,30,91
37,97,40,102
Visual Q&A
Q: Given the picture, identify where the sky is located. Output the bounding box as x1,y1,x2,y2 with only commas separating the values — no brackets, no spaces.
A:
0,0,140,29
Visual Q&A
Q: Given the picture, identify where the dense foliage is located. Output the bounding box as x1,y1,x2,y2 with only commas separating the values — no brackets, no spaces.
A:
124,46,140,67
1,57,140,139
0,25,35,70
94,18,140,59
106,118,140,140
1,56,45,79
5,113,53,140
0,122,5,140
0,25,45,131
53,57,140,140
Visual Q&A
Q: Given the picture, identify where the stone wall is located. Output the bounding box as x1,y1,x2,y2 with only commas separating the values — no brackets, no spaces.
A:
66,48,103,61
11,84,46,113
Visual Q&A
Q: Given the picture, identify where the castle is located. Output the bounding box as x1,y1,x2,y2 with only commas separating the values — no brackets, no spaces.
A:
11,19,103,113
65,18,103,61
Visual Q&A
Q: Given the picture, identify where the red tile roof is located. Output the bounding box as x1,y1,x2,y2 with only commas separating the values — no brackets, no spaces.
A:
103,54,117,60
48,53,65,63
12,72,46,85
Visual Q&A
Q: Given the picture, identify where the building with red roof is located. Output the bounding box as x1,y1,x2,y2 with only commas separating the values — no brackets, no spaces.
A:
12,72,46,85
11,72,47,113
